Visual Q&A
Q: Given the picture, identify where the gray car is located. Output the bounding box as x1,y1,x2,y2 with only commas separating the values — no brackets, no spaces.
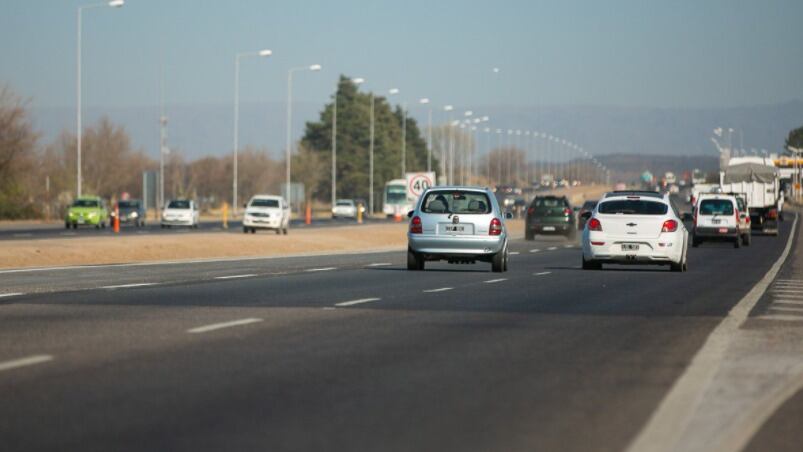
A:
407,187,511,272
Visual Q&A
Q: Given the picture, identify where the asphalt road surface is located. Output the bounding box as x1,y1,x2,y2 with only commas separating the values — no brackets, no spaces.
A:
0,219,799,452
0,216,394,241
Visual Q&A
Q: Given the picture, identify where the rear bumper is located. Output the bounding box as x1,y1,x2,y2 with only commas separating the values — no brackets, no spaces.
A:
527,221,573,234
161,218,194,226
408,234,506,257
583,236,684,264
694,226,739,240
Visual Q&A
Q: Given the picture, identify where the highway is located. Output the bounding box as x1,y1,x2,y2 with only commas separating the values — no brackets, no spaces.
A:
0,219,800,451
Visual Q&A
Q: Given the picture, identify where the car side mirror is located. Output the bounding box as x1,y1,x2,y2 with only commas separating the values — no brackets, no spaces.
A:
682,213,694,222
580,211,592,220
505,212,514,220
407,210,414,218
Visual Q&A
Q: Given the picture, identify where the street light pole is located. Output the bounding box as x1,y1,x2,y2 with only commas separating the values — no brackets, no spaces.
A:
419,98,432,173
369,92,375,213
76,0,124,198
284,64,321,210
443,105,454,184
233,49,271,215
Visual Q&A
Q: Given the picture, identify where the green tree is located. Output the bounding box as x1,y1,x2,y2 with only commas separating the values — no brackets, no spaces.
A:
787,125,803,150
301,75,434,207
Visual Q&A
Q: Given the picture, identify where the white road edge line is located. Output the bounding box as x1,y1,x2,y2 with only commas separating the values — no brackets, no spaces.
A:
214,274,257,280
768,306,803,313
366,263,392,267
624,212,798,452
534,271,552,276
483,278,507,284
335,297,381,307
423,287,453,293
187,318,263,334
305,267,337,272
0,292,24,298
99,283,156,290
0,355,53,373
758,314,803,322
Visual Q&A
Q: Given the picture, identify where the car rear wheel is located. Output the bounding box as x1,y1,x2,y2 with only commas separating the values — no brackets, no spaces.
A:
65,222,70,229
491,248,507,273
243,226,248,234
742,233,751,246
733,237,741,249
407,249,424,271
283,227,288,235
582,256,602,270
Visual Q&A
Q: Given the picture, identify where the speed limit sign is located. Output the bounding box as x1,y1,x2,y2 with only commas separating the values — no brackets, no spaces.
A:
407,173,435,198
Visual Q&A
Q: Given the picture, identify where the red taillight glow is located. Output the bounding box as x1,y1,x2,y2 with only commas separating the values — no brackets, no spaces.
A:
661,219,678,233
563,208,572,216
588,218,602,231
410,216,422,234
527,207,534,215
591,241,605,246
768,209,778,219
489,218,503,236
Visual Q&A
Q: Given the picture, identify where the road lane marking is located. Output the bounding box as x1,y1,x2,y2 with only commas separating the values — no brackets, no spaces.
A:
0,292,23,298
0,355,53,373
423,287,453,293
60,232,77,236
322,307,336,310
483,278,507,284
99,283,156,290
625,213,798,452
769,306,803,313
214,274,257,280
758,314,803,322
305,267,337,272
529,249,540,253
335,297,381,307
534,271,552,276
509,251,520,255
774,299,803,305
366,263,392,267
564,244,574,248
547,246,558,251
187,318,263,334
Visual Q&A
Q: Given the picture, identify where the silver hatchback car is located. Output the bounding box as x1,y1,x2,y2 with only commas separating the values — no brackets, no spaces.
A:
407,186,511,272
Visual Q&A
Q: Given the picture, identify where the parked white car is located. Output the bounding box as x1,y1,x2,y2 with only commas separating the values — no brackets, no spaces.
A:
243,195,290,234
332,199,357,219
161,199,200,228
692,193,742,248
581,191,688,272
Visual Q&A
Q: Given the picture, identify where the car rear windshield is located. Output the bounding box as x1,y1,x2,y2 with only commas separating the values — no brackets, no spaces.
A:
118,201,139,208
72,199,99,208
168,200,191,209
336,201,352,206
699,199,734,215
250,199,279,208
531,197,568,214
422,191,491,214
598,199,668,215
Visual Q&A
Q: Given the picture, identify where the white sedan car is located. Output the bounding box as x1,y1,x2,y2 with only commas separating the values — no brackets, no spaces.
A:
581,191,688,272
160,199,200,228
332,199,357,219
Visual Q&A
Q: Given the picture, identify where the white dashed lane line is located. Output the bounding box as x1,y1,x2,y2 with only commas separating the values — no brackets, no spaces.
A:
534,271,552,276
366,263,392,267
483,278,507,284
187,318,263,334
509,251,520,255
529,249,540,253
547,246,558,251
305,267,337,272
335,298,381,307
214,274,257,280
0,292,24,298
423,287,453,293
99,283,157,290
0,355,53,373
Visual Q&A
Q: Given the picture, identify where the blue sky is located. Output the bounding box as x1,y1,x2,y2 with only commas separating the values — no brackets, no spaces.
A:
2,0,802,111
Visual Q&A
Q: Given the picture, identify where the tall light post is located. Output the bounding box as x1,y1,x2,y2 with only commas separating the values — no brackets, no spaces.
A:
443,105,454,184
284,64,322,210
232,48,272,215
419,98,432,173
76,0,124,197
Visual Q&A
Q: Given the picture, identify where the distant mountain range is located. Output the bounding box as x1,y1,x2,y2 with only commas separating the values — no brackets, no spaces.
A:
30,100,803,166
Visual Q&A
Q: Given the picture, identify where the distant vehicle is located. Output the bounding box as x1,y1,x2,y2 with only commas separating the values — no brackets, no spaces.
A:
65,196,109,229
614,182,627,191
719,158,781,236
577,200,598,230
665,172,676,185
243,195,289,234
525,195,575,240
383,172,435,217
581,191,688,271
161,199,199,229
407,187,511,272
112,199,145,227
331,199,357,219
692,193,742,248
730,194,752,246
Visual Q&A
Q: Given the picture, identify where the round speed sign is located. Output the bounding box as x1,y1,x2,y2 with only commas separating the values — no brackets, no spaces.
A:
408,174,434,198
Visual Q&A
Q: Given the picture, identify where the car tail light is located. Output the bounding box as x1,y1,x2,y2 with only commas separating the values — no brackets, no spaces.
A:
591,241,605,246
563,208,572,216
661,219,678,233
735,210,739,225
588,218,602,231
768,209,778,219
527,207,534,215
746,216,750,224
489,218,503,236
410,216,422,234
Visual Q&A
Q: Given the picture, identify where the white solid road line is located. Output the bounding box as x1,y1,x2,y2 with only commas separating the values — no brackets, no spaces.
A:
534,271,552,276
0,355,53,373
335,297,381,307
509,251,520,255
564,244,573,248
483,278,507,284
99,283,157,290
13,233,33,237
214,274,257,280
305,267,337,272
547,246,558,251
187,318,263,334
423,287,453,293
625,213,798,452
0,292,24,298
366,263,392,267
759,314,803,322
530,249,540,253
774,299,803,305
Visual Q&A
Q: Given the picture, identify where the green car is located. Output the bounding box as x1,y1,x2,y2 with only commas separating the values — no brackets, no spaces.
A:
65,196,109,229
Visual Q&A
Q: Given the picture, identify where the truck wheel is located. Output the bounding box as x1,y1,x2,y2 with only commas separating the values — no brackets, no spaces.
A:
742,234,751,246
283,227,288,235
733,237,741,249
275,228,280,235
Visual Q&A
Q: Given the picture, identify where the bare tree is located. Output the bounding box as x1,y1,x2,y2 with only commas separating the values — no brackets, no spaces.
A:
0,86,39,218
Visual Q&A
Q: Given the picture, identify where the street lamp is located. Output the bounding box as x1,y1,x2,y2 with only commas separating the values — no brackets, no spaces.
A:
232,48,272,215
443,105,454,184
419,98,432,173
284,63,322,210
76,0,124,198
387,88,406,177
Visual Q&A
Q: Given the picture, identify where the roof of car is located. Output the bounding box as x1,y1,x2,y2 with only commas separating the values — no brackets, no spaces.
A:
426,186,490,193
603,190,664,199
251,195,282,199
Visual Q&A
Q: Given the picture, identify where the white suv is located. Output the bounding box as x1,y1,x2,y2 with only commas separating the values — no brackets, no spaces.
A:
581,191,688,272
692,193,741,248
243,195,290,234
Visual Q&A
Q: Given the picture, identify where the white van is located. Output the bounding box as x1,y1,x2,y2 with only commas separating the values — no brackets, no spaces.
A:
692,193,742,248
243,195,290,234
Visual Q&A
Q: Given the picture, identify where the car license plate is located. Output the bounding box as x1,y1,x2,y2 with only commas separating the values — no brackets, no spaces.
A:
445,225,465,233
718,228,728,233
711,219,721,225
622,243,639,251
542,226,556,231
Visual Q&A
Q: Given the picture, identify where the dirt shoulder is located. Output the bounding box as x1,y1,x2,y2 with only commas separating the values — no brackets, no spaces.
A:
0,220,525,270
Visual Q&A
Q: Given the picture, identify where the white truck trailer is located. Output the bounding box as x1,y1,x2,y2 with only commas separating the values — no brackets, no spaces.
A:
719,158,781,235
